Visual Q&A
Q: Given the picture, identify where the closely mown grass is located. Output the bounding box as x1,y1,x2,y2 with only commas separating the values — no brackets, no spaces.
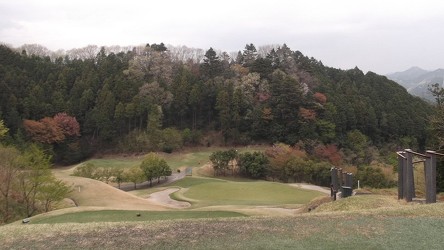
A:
29,210,246,224
168,177,324,207
168,176,225,188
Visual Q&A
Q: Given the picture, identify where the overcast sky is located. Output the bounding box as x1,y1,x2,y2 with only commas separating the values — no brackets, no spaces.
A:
1,0,444,74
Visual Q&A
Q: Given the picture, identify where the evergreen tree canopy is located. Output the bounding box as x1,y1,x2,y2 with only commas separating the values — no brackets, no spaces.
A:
0,43,433,161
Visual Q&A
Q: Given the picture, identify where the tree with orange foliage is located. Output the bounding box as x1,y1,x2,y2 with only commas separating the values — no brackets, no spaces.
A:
265,143,307,181
23,113,80,144
23,118,65,144
313,144,343,166
313,92,327,104
299,107,317,120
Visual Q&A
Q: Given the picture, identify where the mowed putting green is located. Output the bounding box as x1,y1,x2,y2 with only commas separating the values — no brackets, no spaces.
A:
171,177,325,206
30,210,246,224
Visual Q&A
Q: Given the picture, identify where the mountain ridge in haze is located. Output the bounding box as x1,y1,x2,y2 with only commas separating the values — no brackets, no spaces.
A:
386,67,444,101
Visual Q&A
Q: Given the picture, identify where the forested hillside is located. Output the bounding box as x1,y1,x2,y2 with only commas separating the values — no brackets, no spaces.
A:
0,43,432,163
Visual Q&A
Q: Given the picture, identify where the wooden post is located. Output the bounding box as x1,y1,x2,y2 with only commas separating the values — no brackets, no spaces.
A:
331,167,338,200
332,168,339,190
338,168,343,192
403,153,408,199
347,173,353,191
397,152,405,200
425,151,437,203
349,173,353,188
342,172,347,194
404,149,414,202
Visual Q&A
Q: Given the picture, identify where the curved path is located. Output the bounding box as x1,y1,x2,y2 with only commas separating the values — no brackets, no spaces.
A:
289,183,330,195
146,188,191,208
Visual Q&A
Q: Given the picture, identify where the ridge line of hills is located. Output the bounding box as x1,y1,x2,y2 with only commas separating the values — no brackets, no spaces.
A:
386,66,444,101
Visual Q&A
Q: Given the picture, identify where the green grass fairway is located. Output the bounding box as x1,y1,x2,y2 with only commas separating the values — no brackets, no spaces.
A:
170,177,324,207
30,210,246,224
162,148,219,170
79,146,265,172
169,176,224,188
81,158,141,169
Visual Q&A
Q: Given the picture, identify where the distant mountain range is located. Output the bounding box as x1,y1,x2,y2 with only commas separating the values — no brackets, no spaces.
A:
386,67,444,102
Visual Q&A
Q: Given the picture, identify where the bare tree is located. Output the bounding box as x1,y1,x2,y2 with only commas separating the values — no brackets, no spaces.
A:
67,45,99,60
17,44,51,57
257,44,280,58
126,46,173,85
167,44,205,63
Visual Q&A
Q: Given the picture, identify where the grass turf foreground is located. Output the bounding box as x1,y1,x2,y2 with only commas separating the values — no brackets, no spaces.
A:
2,211,444,249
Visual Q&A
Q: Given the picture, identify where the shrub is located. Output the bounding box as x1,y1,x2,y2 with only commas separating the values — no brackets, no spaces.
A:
182,129,203,145
265,143,307,181
161,128,183,153
355,166,396,188
238,152,269,179
209,149,238,176
140,153,172,186
118,128,184,153
73,163,96,178
307,161,332,187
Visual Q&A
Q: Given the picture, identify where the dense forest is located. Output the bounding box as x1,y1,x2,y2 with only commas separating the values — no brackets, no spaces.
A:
0,43,433,164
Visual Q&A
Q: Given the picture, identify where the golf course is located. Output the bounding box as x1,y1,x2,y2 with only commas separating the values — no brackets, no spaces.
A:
2,147,444,249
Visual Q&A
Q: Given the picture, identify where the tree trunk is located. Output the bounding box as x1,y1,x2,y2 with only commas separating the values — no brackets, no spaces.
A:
3,193,9,222
192,110,196,130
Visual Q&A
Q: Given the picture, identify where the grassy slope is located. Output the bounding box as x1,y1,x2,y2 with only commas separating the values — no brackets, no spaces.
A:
53,170,166,210
2,200,444,249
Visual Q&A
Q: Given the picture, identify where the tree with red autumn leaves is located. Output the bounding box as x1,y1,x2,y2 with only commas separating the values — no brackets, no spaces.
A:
313,144,343,166
52,113,81,137
23,113,80,144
